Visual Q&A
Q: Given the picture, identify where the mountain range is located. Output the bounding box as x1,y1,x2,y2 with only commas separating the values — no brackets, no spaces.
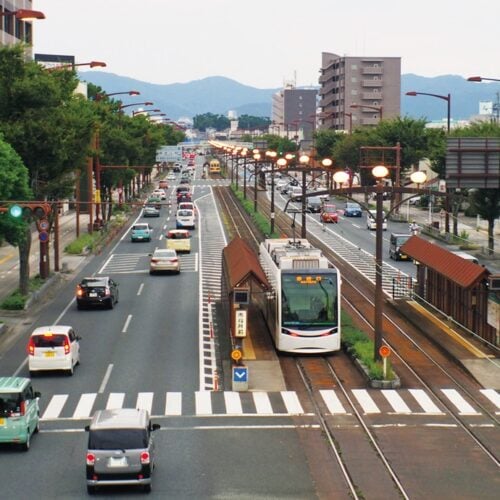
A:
79,71,500,123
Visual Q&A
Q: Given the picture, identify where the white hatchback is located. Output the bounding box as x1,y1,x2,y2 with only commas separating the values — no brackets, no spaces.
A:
27,325,81,376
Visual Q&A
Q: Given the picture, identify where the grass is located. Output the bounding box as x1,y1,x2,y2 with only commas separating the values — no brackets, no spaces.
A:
231,185,281,238
341,312,395,381
0,275,47,310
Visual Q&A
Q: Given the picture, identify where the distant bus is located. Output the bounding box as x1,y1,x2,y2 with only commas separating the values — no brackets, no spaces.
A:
209,159,221,174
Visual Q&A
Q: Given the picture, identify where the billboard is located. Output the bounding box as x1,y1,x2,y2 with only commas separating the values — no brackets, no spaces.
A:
445,138,500,189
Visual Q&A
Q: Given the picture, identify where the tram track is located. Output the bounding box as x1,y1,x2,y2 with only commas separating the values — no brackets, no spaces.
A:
265,187,500,465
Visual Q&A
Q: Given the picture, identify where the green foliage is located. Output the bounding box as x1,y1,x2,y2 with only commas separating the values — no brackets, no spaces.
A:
252,134,298,154
341,312,395,381
0,275,46,310
0,291,26,310
314,129,344,158
238,114,271,130
231,186,280,238
64,233,100,254
193,112,230,131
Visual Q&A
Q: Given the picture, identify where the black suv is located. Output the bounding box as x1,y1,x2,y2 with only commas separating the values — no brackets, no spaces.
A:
76,277,119,310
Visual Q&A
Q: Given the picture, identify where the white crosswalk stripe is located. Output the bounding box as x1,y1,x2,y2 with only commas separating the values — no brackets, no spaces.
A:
37,388,495,421
352,389,380,414
480,389,500,413
440,389,480,415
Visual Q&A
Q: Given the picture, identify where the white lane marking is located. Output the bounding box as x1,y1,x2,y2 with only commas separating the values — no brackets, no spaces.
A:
252,392,273,415
136,392,154,414
165,392,182,416
106,393,125,410
381,390,412,414
122,314,132,333
480,389,500,413
319,389,347,414
441,389,480,415
73,393,97,419
42,395,68,420
281,391,304,414
159,234,163,241
409,389,444,414
12,358,28,377
352,389,380,414
137,283,144,296
98,254,114,274
98,364,114,394
163,224,167,230
195,391,212,415
224,392,243,415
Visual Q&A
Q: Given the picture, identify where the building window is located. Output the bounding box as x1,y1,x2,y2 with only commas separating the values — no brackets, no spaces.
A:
351,90,358,95
351,64,357,70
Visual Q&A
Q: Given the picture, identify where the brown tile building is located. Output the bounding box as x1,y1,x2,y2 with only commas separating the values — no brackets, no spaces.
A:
318,52,401,132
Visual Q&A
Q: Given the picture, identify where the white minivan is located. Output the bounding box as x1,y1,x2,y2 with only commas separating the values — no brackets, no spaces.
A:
176,208,196,229
27,325,81,376
289,186,303,201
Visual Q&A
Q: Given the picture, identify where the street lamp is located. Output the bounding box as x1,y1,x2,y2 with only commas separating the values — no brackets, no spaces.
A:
46,61,106,72
95,90,140,101
252,152,261,212
350,104,383,120
371,166,427,362
132,109,161,116
118,101,154,112
405,91,451,133
467,76,500,82
266,150,278,234
0,9,45,20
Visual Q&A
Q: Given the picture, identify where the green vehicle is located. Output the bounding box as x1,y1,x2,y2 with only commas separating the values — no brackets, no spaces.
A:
0,377,41,451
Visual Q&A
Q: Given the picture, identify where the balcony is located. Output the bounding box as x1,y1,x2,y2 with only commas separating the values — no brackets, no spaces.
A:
362,79,383,87
361,117,381,125
362,66,383,75
362,92,383,100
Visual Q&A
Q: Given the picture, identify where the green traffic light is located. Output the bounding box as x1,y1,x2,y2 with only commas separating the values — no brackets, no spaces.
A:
9,205,23,218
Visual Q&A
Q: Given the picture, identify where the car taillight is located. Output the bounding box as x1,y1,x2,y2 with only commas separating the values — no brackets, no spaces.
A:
19,401,26,416
76,287,83,297
27,338,35,355
151,259,158,263
86,453,95,466
63,337,70,355
171,258,178,263
140,451,150,464
104,287,111,296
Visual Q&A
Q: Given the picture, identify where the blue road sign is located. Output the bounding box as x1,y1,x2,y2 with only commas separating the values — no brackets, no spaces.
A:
233,366,248,383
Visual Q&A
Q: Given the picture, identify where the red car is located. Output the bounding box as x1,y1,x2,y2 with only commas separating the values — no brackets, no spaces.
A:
320,204,338,223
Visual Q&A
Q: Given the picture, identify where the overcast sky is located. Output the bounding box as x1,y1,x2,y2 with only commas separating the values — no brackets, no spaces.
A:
35,0,499,89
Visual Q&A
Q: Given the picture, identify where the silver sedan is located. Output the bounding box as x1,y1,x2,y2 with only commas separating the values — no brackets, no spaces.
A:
149,249,181,274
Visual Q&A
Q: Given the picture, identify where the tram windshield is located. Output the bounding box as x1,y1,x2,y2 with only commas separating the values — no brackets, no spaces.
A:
281,273,338,328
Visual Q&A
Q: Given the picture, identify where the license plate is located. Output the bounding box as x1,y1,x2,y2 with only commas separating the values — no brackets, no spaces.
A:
108,457,127,467
44,351,56,357
0,418,5,426
89,292,97,297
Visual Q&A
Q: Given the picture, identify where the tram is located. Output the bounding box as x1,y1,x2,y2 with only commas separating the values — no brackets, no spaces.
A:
258,238,341,354
209,159,221,174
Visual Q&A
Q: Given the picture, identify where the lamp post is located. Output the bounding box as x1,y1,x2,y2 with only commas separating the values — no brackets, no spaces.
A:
241,149,248,198
405,91,451,134
118,101,154,113
132,108,160,116
467,76,500,82
350,104,383,122
46,61,106,72
253,152,261,212
95,90,140,101
266,151,278,234
0,9,45,20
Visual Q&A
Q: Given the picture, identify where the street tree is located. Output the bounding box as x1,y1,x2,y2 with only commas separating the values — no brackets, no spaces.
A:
0,136,33,295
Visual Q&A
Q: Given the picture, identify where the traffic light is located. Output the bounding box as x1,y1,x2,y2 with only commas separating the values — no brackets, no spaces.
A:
5,202,51,219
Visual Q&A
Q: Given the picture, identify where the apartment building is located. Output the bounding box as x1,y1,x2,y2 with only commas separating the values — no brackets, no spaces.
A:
271,85,318,141
318,52,401,132
1,0,39,55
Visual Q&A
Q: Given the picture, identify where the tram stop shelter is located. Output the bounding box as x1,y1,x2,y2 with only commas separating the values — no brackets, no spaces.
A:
221,236,270,346
401,236,496,344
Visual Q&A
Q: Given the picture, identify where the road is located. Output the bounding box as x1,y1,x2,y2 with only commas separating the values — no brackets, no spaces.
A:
0,158,498,498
